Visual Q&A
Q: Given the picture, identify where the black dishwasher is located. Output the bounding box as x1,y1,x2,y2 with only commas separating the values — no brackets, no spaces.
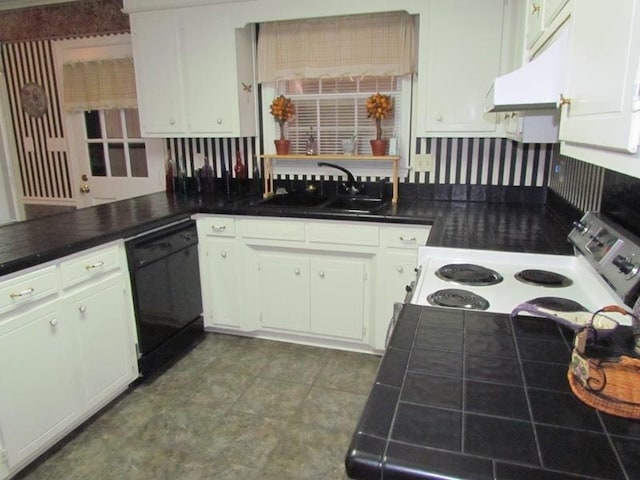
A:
126,219,204,377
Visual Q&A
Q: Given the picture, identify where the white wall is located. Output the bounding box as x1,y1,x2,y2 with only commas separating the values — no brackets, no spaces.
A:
0,69,24,223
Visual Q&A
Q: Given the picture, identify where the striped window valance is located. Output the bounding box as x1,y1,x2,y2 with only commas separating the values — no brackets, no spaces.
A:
63,57,137,111
257,11,417,83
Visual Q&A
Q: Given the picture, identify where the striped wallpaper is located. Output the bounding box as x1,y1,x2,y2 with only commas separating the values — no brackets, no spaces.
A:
1,40,73,202
548,154,604,212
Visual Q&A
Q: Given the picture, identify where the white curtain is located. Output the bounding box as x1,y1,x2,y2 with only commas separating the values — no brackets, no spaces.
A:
63,57,137,111
257,12,416,82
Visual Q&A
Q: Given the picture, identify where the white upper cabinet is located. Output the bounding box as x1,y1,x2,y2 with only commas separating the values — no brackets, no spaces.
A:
559,0,640,154
526,0,570,51
417,0,505,136
129,6,257,138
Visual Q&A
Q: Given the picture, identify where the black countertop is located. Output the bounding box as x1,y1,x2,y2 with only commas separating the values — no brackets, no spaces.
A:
346,304,640,480
0,190,574,276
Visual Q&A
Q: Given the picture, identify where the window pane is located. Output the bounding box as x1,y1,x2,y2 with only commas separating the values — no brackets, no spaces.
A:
125,109,141,138
108,143,127,177
129,144,148,177
88,143,106,176
84,111,101,139
105,110,123,138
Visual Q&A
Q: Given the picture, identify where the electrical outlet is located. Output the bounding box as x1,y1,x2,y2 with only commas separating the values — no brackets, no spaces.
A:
414,154,434,172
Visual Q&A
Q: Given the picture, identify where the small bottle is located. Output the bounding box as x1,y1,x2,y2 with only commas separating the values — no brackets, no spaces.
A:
305,127,318,155
234,150,247,179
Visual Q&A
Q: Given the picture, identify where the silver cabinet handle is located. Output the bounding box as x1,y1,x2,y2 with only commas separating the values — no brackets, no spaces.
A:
49,318,58,327
399,236,417,242
396,265,404,273
10,287,34,298
294,268,301,275
221,251,227,258
79,305,87,313
319,271,325,278
212,225,226,232
85,261,104,270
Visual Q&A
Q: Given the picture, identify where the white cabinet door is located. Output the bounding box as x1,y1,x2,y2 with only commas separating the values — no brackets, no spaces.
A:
526,0,544,48
418,0,504,134
67,275,136,412
201,239,241,328
258,252,309,331
560,0,640,153
0,305,77,470
182,8,233,135
309,257,366,340
130,11,186,135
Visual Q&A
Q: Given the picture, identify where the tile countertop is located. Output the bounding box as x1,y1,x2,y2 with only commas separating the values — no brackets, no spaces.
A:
346,304,640,480
0,190,575,277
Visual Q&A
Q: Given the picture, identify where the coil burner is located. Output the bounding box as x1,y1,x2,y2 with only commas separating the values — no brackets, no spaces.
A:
514,269,573,288
427,288,490,310
435,263,503,286
527,296,587,312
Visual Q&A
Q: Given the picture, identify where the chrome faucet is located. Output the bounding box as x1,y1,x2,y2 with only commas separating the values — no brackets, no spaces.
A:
317,162,360,195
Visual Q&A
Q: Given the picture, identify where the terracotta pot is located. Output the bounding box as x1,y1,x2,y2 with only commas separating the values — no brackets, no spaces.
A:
370,139,388,156
274,139,291,155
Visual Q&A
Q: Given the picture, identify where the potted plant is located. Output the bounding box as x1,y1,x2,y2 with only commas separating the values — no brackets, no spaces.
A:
366,92,392,156
270,95,295,155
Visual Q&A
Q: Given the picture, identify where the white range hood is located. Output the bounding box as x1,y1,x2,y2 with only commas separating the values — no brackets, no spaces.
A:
485,28,570,112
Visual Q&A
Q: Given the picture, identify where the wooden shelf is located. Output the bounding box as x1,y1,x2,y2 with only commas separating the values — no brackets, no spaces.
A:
260,154,401,203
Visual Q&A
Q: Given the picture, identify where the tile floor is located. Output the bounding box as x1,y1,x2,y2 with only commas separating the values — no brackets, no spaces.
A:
16,333,381,480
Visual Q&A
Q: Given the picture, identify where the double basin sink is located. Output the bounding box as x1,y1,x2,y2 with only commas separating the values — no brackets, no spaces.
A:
255,193,389,214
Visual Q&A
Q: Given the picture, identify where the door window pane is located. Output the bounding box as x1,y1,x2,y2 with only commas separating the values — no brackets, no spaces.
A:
88,144,106,176
125,109,141,138
108,144,127,177
129,144,148,177
105,110,123,138
84,111,101,139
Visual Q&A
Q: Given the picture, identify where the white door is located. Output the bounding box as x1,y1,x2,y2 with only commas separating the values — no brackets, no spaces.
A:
67,108,165,208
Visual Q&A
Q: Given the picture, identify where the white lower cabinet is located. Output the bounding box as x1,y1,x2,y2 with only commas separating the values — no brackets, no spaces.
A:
0,242,138,480
195,215,430,351
0,304,77,471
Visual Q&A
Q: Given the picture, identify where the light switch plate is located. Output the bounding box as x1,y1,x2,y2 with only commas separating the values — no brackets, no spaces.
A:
414,153,434,172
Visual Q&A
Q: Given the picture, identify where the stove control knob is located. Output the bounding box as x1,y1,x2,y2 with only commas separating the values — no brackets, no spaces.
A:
613,255,640,278
572,220,589,234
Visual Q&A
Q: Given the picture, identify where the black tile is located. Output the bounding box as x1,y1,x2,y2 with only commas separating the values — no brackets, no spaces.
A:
528,389,602,431
464,332,516,358
465,354,523,385
414,326,463,351
384,441,493,480
399,303,422,323
601,412,640,439
464,414,538,465
537,425,626,479
464,311,512,335
344,433,385,480
517,337,571,364
522,360,571,393
495,462,596,480
401,371,462,409
388,318,418,351
391,402,462,450
356,383,400,438
512,316,565,342
419,308,464,330
409,347,463,377
465,380,529,421
377,347,410,388
611,436,640,480
451,184,468,201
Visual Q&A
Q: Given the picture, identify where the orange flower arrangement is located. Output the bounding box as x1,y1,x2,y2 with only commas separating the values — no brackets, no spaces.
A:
270,95,295,140
366,93,392,140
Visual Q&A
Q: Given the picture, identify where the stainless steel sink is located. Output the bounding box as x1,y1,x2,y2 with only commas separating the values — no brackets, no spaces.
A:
323,196,388,213
256,193,330,208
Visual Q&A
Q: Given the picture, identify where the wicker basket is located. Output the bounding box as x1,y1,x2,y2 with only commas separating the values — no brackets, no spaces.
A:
568,351,640,419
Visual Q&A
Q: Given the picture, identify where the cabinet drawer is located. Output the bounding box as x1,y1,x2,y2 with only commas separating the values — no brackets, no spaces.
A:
0,266,58,313
240,219,305,242
381,225,430,249
60,246,121,289
308,222,379,247
200,216,236,237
